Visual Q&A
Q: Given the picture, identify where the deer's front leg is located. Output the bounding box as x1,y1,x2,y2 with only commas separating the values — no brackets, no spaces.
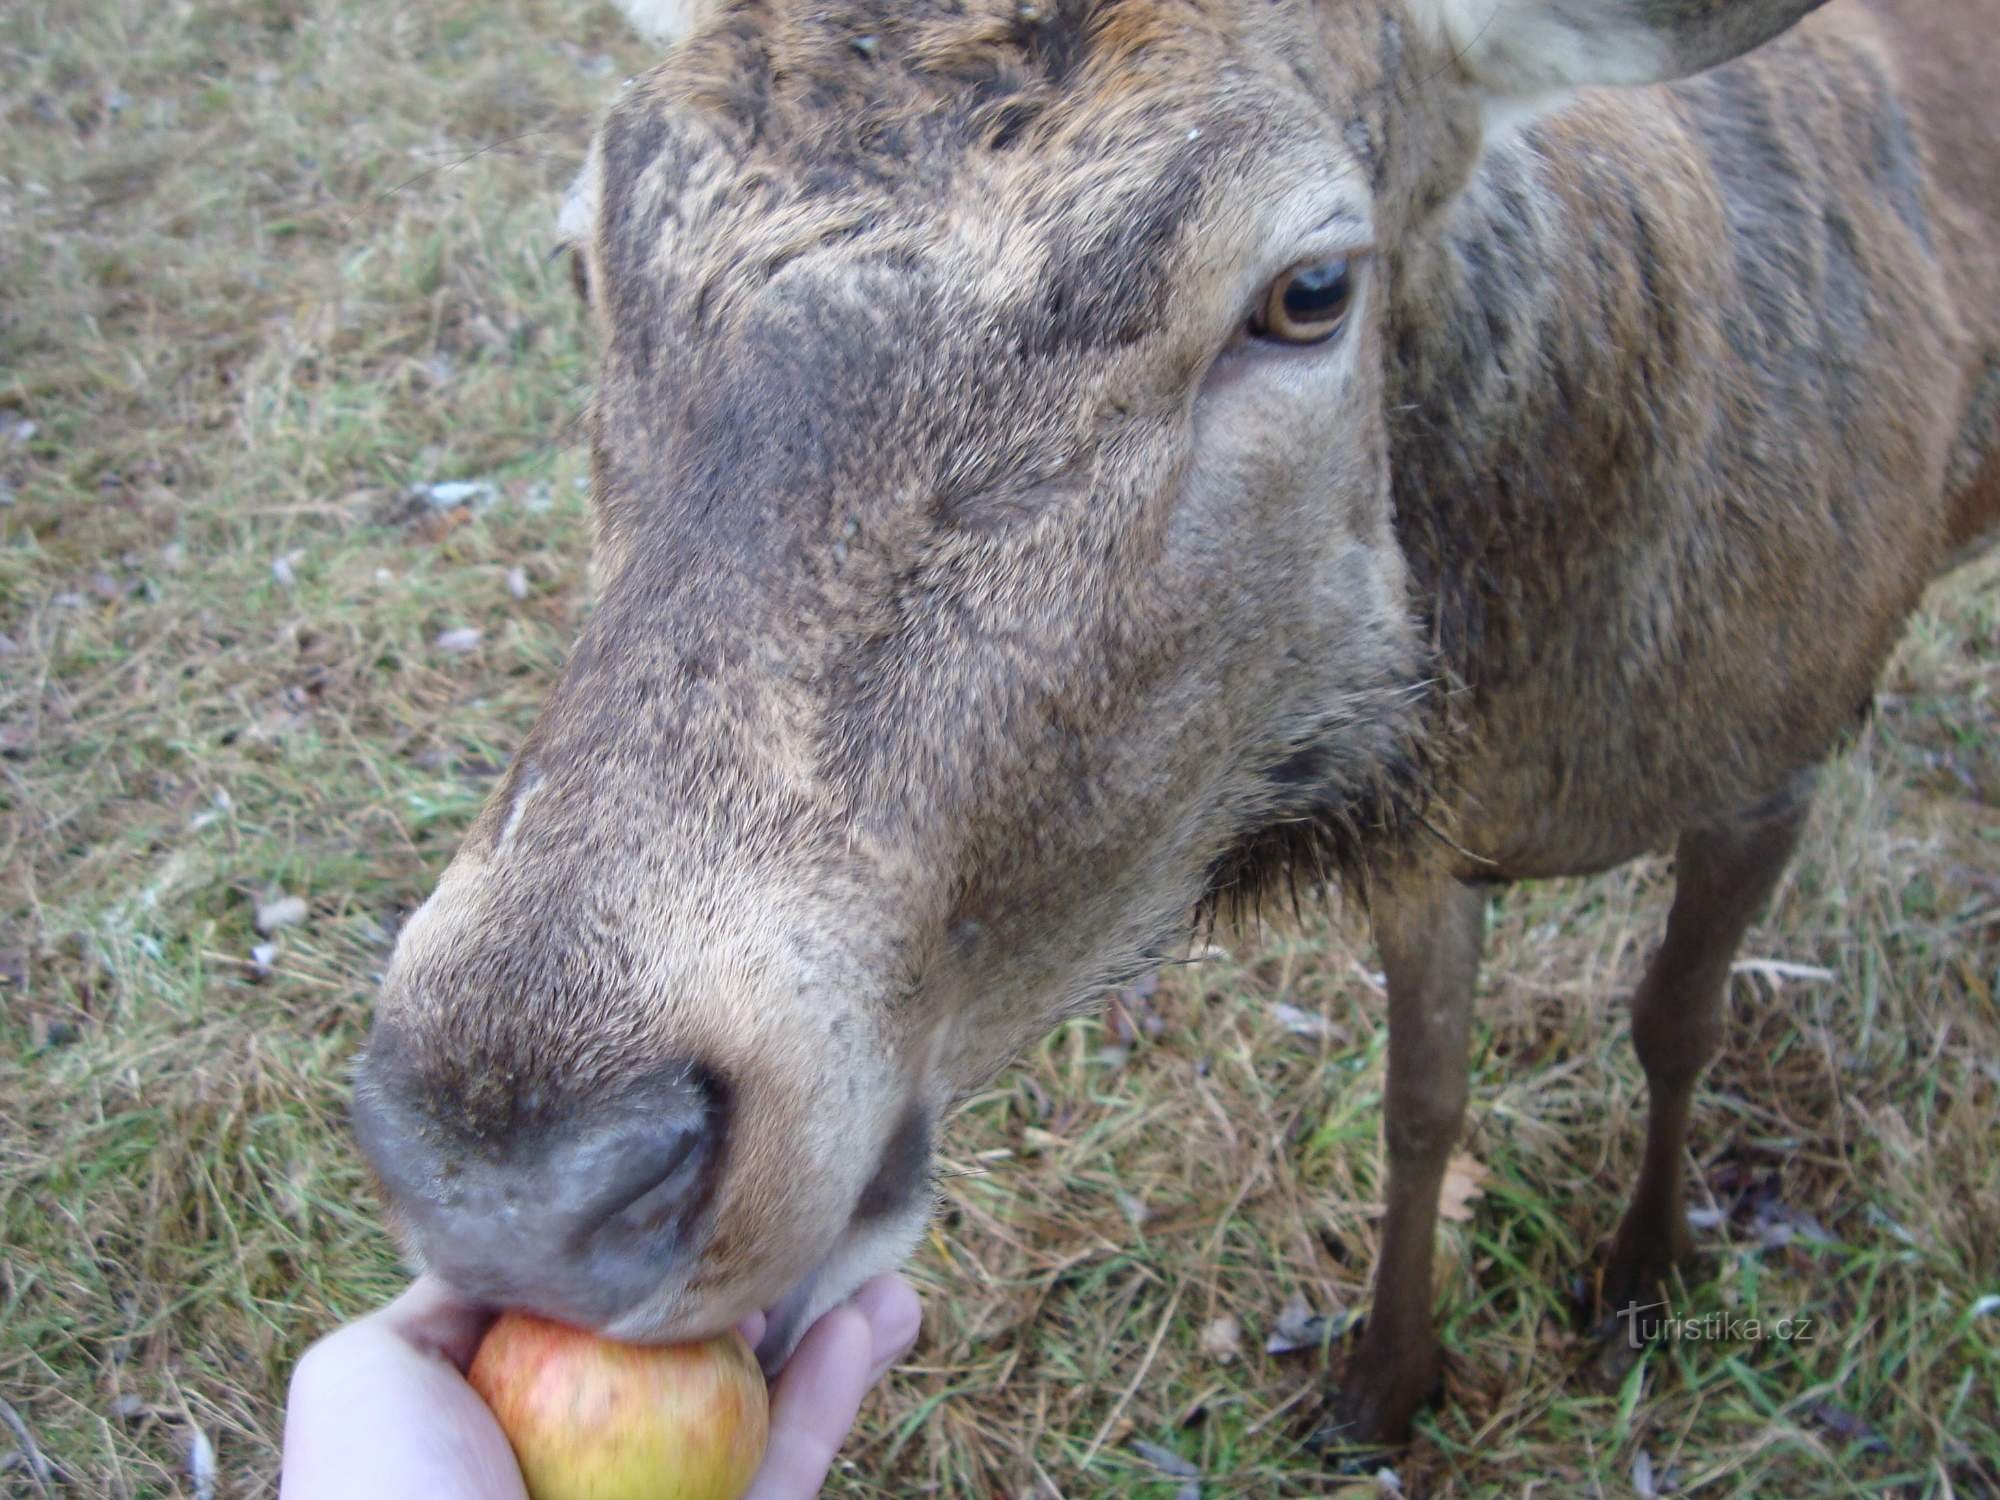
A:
1592,786,1813,1372
1313,876,1485,1452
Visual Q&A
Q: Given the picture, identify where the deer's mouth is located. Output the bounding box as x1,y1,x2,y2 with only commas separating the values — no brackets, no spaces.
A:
595,1111,937,1369
749,1206,930,1375
750,1255,840,1375
578,1202,928,1373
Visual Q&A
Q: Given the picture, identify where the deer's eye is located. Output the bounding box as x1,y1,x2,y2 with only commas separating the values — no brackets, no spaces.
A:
1251,258,1353,345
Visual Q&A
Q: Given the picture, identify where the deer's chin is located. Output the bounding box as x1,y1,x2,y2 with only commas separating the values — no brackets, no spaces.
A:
578,1198,931,1367
747,1202,933,1376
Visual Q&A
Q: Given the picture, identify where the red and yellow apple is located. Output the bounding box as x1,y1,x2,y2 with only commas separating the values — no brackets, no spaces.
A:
468,1312,768,1500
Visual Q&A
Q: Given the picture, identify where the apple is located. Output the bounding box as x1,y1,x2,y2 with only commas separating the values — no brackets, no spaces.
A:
468,1312,768,1500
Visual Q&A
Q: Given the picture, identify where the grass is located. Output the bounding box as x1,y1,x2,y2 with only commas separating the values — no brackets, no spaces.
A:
1,0,1996,1494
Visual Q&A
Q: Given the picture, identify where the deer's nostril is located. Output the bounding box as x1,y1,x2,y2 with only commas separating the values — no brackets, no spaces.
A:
589,1125,703,1222
350,1034,724,1323
569,1104,718,1246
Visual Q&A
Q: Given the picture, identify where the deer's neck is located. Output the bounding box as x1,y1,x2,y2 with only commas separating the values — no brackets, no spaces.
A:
1382,120,1720,684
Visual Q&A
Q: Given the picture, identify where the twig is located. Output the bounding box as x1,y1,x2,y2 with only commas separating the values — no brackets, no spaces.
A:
1080,1281,1184,1468
0,1395,53,1498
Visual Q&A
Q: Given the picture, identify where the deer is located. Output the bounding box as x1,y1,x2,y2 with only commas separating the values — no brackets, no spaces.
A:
348,0,2000,1453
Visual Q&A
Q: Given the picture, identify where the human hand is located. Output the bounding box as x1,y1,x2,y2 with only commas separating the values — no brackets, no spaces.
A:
280,1273,921,1500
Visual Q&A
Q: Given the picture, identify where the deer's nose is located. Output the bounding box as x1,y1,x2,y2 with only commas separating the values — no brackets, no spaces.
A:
351,1028,723,1326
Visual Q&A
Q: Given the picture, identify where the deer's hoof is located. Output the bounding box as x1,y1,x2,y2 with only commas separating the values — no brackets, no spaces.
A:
1597,1241,1685,1313
1582,1321,1647,1393
1301,1342,1440,1462
1576,1238,1703,1391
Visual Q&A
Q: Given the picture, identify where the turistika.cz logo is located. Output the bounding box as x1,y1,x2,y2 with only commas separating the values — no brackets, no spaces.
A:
1616,1301,1818,1350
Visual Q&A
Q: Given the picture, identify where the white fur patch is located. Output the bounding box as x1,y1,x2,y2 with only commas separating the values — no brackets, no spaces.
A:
557,145,601,245
1479,86,1574,147
1413,0,1671,96
557,176,593,243
615,0,707,44
494,761,544,856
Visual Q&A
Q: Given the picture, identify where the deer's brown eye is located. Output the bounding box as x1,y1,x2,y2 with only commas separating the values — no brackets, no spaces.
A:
1252,258,1354,345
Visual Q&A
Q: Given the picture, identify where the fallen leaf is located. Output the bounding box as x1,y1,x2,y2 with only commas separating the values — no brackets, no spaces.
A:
1808,1401,1887,1452
1750,1198,1832,1252
1199,1314,1242,1362
244,705,308,744
435,627,482,654
255,895,308,934
1265,1292,1352,1354
1856,1208,1920,1248
1272,1001,1337,1040
246,943,279,982
1438,1152,1490,1223
1271,1293,1316,1345
1630,1449,1657,1498
1730,958,1834,985
415,506,472,543
1331,1469,1404,1498
413,479,498,511
1129,1440,1199,1480
186,1425,216,1500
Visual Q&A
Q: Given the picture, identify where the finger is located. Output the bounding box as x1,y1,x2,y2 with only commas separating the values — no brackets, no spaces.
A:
282,1307,527,1500
369,1273,496,1372
742,1305,872,1500
845,1276,921,1384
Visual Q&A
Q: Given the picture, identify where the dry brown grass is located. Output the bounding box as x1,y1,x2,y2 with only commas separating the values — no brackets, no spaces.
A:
2,1,1996,1495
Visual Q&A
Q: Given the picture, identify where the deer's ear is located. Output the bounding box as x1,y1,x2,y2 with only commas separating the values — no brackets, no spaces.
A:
1418,0,1831,97
615,0,714,45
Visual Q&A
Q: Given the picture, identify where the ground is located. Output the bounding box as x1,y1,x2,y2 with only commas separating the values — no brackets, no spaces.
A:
2,0,1996,1495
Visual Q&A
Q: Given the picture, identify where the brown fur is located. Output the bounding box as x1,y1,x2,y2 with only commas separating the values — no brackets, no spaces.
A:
354,0,2000,1444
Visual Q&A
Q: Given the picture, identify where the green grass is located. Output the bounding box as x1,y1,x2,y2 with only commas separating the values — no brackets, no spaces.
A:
2,0,1997,1494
